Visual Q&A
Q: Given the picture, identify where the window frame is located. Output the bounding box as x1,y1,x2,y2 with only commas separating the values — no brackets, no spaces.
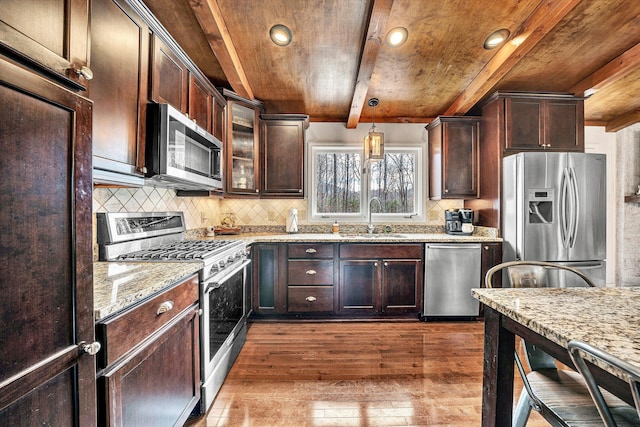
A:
308,141,425,223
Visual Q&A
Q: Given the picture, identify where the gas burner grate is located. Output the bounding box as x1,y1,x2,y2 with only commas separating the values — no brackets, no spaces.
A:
116,240,239,261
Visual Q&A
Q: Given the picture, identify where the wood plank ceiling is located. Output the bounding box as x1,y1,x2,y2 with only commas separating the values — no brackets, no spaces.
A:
143,0,640,132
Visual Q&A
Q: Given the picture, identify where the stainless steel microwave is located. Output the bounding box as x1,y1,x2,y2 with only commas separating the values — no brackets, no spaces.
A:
146,103,222,191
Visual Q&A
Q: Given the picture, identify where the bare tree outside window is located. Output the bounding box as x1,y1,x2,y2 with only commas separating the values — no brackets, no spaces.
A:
370,153,416,213
316,152,362,213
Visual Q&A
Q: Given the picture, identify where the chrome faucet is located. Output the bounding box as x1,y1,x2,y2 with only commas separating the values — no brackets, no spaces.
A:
368,197,382,234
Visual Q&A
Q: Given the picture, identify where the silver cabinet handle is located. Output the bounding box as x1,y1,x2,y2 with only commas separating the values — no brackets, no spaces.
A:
81,341,102,355
384,262,388,266
306,269,317,275
157,300,174,315
374,262,378,267
305,296,317,302
305,248,317,253
73,66,94,80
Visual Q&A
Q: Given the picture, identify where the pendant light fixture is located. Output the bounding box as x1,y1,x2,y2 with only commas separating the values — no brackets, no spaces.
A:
365,98,384,160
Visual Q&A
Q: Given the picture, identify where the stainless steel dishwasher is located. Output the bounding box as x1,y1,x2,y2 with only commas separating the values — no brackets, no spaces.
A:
423,243,481,317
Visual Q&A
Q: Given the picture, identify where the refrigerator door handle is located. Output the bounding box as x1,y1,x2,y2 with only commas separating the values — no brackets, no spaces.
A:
569,167,580,248
560,168,570,248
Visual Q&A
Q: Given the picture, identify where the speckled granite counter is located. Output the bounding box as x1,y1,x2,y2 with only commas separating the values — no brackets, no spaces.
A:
93,262,202,321
200,232,502,244
473,287,640,378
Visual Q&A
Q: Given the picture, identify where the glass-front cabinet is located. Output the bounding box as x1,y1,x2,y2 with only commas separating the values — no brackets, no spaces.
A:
223,89,263,196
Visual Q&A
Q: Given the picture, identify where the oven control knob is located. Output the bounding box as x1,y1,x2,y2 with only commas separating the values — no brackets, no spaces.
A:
235,251,243,260
227,255,235,264
209,263,220,274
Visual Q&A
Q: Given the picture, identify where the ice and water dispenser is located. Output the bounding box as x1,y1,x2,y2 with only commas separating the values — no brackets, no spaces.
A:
528,189,554,224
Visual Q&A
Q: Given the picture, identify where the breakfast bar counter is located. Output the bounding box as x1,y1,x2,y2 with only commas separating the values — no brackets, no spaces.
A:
472,286,640,426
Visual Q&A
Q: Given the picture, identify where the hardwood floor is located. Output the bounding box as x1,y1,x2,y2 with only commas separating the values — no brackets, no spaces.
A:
188,321,549,426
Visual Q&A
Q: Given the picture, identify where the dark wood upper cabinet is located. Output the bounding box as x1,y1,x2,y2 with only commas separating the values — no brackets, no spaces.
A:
212,95,226,142
0,0,89,90
260,114,309,198
0,55,96,426
504,96,584,152
188,74,212,132
150,35,188,113
427,116,480,200
90,0,149,184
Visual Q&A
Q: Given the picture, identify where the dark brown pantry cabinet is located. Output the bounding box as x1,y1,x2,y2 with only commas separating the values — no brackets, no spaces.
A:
95,274,200,426
0,55,96,424
427,116,480,200
0,0,90,89
260,114,309,198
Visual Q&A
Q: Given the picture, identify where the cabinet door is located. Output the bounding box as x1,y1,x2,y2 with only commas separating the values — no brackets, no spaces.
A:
0,0,89,89
442,120,479,198
252,244,286,313
212,96,226,142
504,97,543,151
339,260,379,312
545,99,584,151
91,0,148,180
189,74,212,131
481,243,503,289
382,260,422,313
100,305,200,426
0,58,96,425
260,119,305,197
150,35,188,113
227,100,260,195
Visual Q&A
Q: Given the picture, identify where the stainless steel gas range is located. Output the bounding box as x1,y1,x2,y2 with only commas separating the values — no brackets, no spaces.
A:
97,211,251,415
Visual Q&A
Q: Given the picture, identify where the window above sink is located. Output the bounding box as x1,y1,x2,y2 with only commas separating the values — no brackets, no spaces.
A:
308,143,425,224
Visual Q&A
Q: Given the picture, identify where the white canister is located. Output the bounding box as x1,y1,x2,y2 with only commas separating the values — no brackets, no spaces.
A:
286,208,298,233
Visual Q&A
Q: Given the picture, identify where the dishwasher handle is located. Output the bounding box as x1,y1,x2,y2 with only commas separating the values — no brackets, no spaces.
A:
426,244,481,250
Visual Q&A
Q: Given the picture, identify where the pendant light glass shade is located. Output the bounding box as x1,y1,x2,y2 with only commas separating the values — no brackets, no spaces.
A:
365,98,384,160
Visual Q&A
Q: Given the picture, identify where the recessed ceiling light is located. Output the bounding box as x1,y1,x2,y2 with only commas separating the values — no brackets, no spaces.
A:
269,24,292,47
483,28,510,49
385,27,408,48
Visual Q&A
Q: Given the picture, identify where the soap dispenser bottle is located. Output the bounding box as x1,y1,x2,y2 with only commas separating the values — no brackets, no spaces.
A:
332,220,340,234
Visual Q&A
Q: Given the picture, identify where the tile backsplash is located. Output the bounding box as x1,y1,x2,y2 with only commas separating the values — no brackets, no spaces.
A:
93,186,461,229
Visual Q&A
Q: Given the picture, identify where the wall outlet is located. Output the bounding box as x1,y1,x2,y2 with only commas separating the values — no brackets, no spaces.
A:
429,210,440,221
267,211,275,221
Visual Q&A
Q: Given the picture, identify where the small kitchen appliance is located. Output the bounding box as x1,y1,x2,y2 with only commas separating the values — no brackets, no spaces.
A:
97,211,250,415
445,209,473,235
286,208,298,233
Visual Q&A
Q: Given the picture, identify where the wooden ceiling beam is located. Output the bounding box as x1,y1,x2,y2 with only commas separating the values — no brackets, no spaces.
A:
443,0,581,116
188,0,254,100
570,42,640,97
346,0,394,129
606,109,640,132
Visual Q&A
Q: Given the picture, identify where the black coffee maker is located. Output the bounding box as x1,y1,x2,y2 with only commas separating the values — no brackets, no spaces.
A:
445,208,474,235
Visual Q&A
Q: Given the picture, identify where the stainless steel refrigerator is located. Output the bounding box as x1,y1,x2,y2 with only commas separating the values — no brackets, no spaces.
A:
502,152,606,286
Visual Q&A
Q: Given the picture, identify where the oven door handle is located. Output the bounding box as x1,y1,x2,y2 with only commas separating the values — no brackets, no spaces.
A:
204,259,251,293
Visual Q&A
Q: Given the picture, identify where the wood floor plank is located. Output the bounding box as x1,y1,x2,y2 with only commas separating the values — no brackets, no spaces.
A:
187,321,549,426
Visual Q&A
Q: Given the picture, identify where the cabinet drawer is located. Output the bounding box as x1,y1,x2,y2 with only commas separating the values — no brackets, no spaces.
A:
288,243,334,259
288,286,334,312
339,244,423,259
97,274,199,367
288,260,334,285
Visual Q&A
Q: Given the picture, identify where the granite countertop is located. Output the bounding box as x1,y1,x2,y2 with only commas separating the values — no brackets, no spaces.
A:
201,232,502,243
472,287,640,378
93,261,202,321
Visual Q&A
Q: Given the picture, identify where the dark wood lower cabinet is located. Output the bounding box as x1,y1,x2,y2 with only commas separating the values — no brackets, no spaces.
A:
96,275,200,427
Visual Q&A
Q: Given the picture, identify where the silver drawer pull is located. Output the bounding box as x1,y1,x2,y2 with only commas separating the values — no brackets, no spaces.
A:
306,269,317,275
157,300,174,315
305,248,317,253
305,296,317,302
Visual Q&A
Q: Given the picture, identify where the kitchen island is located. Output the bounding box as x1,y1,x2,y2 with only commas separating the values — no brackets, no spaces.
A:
473,286,640,426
